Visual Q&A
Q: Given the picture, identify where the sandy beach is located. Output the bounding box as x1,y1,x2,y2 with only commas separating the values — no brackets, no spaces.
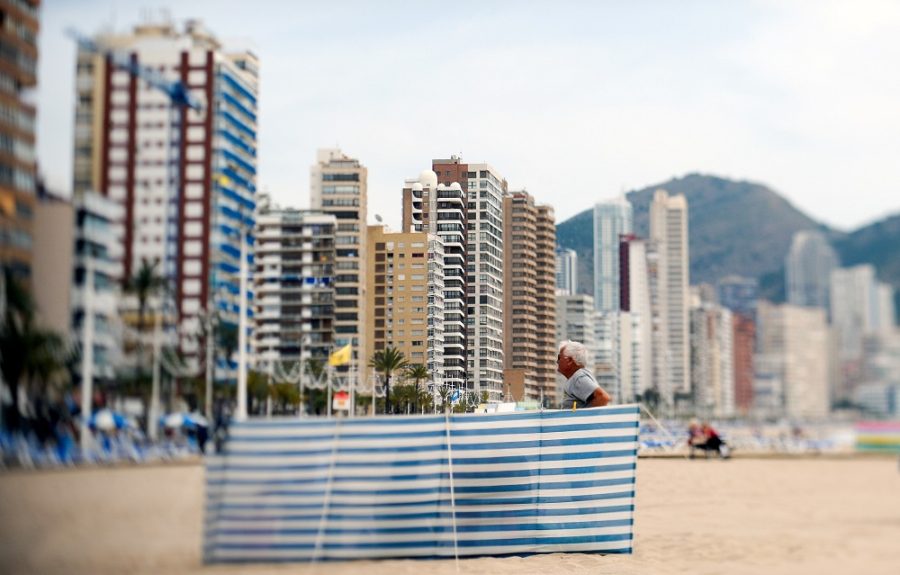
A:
1,457,898,575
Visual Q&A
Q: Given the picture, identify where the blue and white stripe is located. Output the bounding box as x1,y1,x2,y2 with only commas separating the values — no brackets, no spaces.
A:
204,404,639,562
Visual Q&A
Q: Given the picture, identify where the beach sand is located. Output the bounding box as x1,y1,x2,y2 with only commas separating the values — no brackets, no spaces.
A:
1,457,898,575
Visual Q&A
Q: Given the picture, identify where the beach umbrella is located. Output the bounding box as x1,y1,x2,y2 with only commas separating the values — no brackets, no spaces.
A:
163,413,185,428
162,412,210,429
89,409,128,431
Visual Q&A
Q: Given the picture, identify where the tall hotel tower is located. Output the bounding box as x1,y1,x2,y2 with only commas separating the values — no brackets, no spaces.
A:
0,0,39,284
502,191,557,403
593,196,633,311
310,148,368,380
433,157,506,401
402,170,465,393
786,230,839,311
650,190,690,399
252,197,336,369
72,20,259,361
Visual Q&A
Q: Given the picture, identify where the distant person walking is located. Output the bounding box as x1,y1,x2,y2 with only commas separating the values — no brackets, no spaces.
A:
557,340,612,409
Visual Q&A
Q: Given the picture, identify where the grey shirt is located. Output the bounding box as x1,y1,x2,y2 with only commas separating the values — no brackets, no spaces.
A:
561,367,600,409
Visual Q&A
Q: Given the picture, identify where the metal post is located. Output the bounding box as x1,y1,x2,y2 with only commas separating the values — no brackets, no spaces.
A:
236,228,248,421
79,255,95,454
148,301,162,441
349,357,355,418
204,310,214,422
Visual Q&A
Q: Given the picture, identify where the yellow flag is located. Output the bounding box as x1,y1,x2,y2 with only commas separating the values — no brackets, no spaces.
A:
328,344,352,366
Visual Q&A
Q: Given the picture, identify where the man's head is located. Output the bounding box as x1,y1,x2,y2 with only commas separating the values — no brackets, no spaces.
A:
557,340,587,378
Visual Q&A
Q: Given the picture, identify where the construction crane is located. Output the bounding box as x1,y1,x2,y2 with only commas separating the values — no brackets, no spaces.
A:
67,28,204,443
66,28,202,111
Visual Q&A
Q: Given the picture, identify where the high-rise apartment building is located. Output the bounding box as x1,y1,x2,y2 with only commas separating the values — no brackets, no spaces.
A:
366,225,444,388
73,20,259,364
431,156,506,401
756,302,831,420
690,301,735,418
830,265,892,361
252,199,336,370
402,170,466,392
555,248,578,296
650,190,690,400
502,191,556,403
0,0,39,283
593,196,632,312
786,230,839,310
310,148,367,382
71,191,125,387
619,234,653,398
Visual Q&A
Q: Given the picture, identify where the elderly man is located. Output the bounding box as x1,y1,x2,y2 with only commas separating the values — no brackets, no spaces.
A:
557,340,612,409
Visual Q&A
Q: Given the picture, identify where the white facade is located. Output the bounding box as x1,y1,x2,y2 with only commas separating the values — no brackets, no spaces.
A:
756,302,831,420
252,202,336,369
650,190,690,400
592,196,632,311
403,171,465,391
74,21,259,368
555,248,578,296
830,265,890,361
622,236,653,397
465,163,506,400
309,148,367,385
690,303,735,418
71,191,125,384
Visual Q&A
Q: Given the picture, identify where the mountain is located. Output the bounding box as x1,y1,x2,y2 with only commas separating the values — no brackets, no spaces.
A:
556,173,900,306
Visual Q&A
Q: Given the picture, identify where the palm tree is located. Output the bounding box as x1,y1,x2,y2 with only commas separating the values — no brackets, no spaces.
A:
405,364,429,414
0,270,68,431
124,259,164,373
303,358,325,415
369,347,408,415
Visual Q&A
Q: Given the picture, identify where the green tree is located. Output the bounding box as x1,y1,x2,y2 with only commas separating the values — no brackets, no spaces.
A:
405,364,429,414
246,370,269,415
0,270,68,430
369,347,408,415
217,322,239,367
124,259,164,368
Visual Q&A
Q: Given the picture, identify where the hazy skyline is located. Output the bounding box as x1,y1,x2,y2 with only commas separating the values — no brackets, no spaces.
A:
37,0,900,231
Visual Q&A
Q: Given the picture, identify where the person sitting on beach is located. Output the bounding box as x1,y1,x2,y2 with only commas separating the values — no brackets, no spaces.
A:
688,420,730,459
688,419,705,450
557,340,612,409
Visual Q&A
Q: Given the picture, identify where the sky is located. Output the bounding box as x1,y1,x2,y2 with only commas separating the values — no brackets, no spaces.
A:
37,0,900,232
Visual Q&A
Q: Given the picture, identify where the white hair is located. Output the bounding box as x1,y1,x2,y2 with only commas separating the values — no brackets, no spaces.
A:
559,340,588,368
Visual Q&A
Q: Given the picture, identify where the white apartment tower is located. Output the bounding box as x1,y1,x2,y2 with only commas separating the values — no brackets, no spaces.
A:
619,235,653,398
786,230,839,310
756,302,831,420
252,199,336,369
73,20,259,364
830,264,894,362
650,190,690,399
429,157,505,401
310,148,368,383
593,196,633,311
556,248,578,296
690,300,735,418
402,170,465,392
